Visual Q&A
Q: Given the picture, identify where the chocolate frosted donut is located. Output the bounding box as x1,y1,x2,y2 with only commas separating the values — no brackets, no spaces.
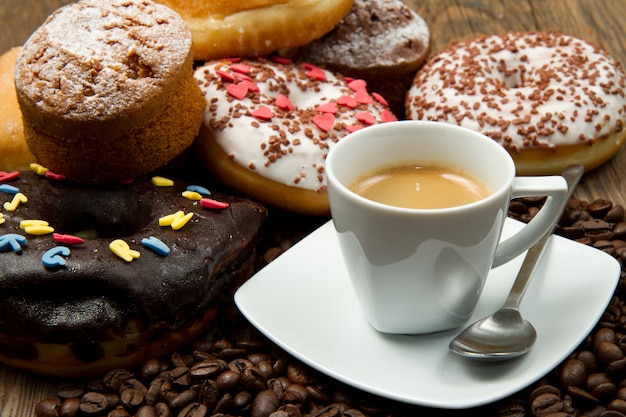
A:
0,170,266,377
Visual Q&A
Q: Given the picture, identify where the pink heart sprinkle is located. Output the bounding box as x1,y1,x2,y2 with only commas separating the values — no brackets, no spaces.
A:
355,90,373,104
356,111,376,125
231,63,251,74
272,56,292,65
337,95,357,108
313,113,335,132
252,106,274,121
226,83,248,100
346,124,364,133
372,92,389,107
348,79,367,92
275,94,294,111
216,70,235,82
304,63,326,81
239,79,259,92
382,110,398,123
316,102,338,114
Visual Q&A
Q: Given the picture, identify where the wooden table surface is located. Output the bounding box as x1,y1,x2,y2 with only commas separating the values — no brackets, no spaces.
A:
1,1,625,416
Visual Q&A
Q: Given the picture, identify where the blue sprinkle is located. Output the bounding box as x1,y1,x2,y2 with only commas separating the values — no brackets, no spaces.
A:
0,184,19,195
42,246,70,269
141,236,170,256
0,233,28,253
186,185,211,197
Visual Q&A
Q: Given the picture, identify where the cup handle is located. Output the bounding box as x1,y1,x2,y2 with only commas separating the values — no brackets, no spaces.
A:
492,176,568,268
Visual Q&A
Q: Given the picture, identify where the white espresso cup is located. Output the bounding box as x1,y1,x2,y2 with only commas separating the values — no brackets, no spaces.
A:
326,121,568,334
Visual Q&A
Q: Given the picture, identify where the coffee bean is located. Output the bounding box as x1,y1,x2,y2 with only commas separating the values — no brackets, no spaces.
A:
34,398,59,417
104,369,135,391
190,358,228,379
216,369,241,392
597,341,625,364
561,358,588,388
178,402,208,417
56,384,85,400
251,390,280,417
80,392,109,414
531,392,564,416
119,378,147,408
58,397,80,417
169,389,197,410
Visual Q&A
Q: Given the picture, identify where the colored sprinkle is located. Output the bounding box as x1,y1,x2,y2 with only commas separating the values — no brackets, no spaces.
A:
186,185,211,196
272,56,292,65
20,219,54,235
275,94,294,111
217,69,236,82
0,171,19,183
303,63,326,81
372,92,389,107
42,246,70,269
0,184,19,195
3,192,28,211
53,233,85,245
356,111,376,125
45,171,66,181
317,102,339,114
312,113,335,132
182,190,203,201
348,79,368,92
110,239,140,262
337,95,358,109
30,163,49,176
238,79,259,92
141,236,170,256
231,63,251,74
0,233,27,253
152,176,174,187
226,83,248,100
159,211,194,230
0,213,4,225
201,198,230,210
355,90,373,104
252,106,274,121
346,124,364,133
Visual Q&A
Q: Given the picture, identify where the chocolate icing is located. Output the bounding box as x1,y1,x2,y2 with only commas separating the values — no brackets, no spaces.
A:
0,171,266,347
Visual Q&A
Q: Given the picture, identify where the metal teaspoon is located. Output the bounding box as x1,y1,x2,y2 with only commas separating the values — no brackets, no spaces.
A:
448,164,584,360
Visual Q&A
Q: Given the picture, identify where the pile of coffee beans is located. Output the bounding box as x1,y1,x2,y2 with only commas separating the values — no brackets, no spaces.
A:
34,198,626,417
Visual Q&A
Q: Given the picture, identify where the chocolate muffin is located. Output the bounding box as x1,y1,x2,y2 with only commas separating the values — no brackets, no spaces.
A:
284,0,431,117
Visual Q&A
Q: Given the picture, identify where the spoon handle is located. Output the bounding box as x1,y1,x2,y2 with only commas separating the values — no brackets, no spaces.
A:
502,165,584,309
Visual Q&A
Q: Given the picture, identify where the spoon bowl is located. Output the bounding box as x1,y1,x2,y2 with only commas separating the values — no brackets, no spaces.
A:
449,165,584,361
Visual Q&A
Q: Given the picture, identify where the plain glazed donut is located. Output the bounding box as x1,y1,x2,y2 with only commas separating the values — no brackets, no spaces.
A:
193,57,398,216
153,0,355,60
406,31,626,175
0,47,35,171
0,170,266,378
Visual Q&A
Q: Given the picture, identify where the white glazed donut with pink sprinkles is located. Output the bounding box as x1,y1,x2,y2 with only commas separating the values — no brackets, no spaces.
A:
194,56,397,215
406,31,626,175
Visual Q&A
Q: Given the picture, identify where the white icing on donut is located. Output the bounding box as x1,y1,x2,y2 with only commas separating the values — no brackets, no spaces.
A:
194,58,396,192
407,32,626,152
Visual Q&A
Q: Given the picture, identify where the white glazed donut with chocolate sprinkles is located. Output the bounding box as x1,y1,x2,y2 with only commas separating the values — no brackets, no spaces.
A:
406,31,626,175
194,57,397,216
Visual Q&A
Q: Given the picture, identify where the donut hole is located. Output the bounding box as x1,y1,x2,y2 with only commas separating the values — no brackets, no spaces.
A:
41,183,154,238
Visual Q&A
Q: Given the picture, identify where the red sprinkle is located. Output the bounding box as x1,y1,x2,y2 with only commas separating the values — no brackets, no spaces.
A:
239,79,259,92
382,110,398,123
217,70,236,82
348,79,367,92
224,58,241,63
226,83,248,100
231,63,251,74
355,90,374,104
372,92,389,107
337,95,358,108
275,94,294,111
201,198,230,210
45,171,66,181
252,106,274,121
304,63,326,81
317,102,338,114
0,171,19,183
346,124,364,133
356,111,376,125
313,113,335,132
272,56,292,65
53,233,85,245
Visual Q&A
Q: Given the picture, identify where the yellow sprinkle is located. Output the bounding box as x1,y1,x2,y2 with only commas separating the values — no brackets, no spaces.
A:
171,212,194,230
110,239,141,262
20,220,54,235
182,190,203,201
4,192,28,211
30,163,49,176
152,176,174,187
158,211,185,227
0,213,5,225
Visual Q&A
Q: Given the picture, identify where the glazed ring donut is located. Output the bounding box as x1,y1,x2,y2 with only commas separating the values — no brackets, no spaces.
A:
0,170,266,378
406,31,626,175
0,47,35,171
153,0,355,60
193,57,397,216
